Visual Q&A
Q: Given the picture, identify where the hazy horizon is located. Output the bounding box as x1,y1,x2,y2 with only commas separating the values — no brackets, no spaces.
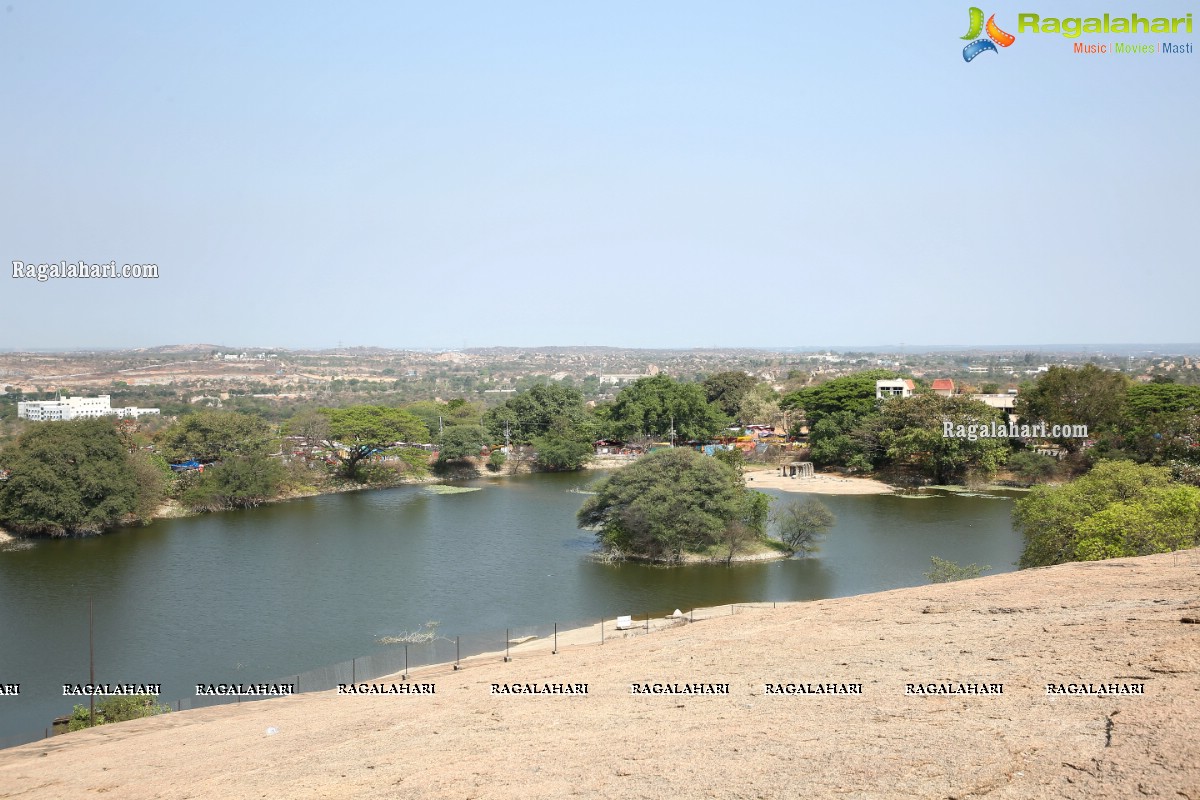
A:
3,341,1200,357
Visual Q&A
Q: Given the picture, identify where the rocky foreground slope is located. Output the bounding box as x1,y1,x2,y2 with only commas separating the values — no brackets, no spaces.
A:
2,550,1198,799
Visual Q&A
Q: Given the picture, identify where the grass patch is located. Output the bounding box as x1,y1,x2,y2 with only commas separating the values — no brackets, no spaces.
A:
760,537,793,554
687,536,791,561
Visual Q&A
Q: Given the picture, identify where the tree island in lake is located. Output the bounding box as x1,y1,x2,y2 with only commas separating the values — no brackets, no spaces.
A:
577,447,832,564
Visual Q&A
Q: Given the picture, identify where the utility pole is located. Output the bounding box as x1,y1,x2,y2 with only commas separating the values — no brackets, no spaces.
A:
504,419,511,450
88,596,95,728
438,415,444,436
670,415,676,448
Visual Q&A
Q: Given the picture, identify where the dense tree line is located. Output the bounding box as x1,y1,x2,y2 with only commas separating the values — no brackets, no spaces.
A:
775,365,1200,485
4,363,1197,559
0,419,166,535
482,383,597,471
780,372,1009,483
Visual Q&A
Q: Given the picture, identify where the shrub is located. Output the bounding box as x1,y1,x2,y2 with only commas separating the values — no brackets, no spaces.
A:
925,556,988,583
68,694,170,731
1007,450,1058,483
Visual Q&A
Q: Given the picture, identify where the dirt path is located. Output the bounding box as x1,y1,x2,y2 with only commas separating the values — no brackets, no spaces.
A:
2,550,1198,799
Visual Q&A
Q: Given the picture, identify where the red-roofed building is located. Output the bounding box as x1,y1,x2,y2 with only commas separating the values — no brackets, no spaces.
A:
932,379,955,397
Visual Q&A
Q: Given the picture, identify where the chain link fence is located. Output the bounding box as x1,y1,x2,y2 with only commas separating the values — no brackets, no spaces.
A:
0,601,807,751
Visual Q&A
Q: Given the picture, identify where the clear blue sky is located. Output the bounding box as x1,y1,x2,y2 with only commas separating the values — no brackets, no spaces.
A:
2,2,1196,350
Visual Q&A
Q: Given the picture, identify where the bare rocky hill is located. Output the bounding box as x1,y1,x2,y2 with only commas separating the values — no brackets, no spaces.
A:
2,550,1197,799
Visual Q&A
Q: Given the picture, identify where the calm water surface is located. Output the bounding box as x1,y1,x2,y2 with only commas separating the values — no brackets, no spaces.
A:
0,471,1022,739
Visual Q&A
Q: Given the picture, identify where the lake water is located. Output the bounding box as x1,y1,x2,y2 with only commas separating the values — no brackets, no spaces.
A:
0,471,1023,741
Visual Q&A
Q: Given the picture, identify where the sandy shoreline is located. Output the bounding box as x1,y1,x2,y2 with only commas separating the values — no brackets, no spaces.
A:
2,550,1197,798
744,468,896,495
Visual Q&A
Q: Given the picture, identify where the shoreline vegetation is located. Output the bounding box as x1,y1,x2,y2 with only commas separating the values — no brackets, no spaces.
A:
2,549,1195,798
4,366,1198,568
0,455,897,545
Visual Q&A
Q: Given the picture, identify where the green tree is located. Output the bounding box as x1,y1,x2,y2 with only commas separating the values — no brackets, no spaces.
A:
1013,460,1197,568
159,411,275,463
437,425,488,462
483,383,591,444
532,429,594,471
577,448,767,562
606,375,728,443
772,497,836,554
805,410,881,471
406,399,486,436
1071,486,1200,562
181,454,287,511
785,370,900,468
878,394,1010,484
782,370,899,428
715,478,773,564
737,383,781,426
292,406,429,479
1006,450,1058,483
284,408,330,446
128,449,173,522
702,371,757,418
1016,365,1129,452
0,419,142,535
1110,383,1200,464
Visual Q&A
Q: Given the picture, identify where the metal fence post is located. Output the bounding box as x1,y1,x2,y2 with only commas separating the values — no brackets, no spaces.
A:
352,657,356,685
403,645,409,681
505,628,511,662
553,623,558,655
601,617,604,644
453,636,461,670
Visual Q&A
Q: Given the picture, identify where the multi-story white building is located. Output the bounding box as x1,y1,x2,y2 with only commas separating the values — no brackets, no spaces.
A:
16,395,159,422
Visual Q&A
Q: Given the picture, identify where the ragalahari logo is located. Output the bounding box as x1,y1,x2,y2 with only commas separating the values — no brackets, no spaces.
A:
962,7,1016,61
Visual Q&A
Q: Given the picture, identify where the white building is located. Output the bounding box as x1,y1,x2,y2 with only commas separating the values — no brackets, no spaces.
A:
115,407,161,419
17,395,159,422
875,379,914,399
972,391,1019,423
